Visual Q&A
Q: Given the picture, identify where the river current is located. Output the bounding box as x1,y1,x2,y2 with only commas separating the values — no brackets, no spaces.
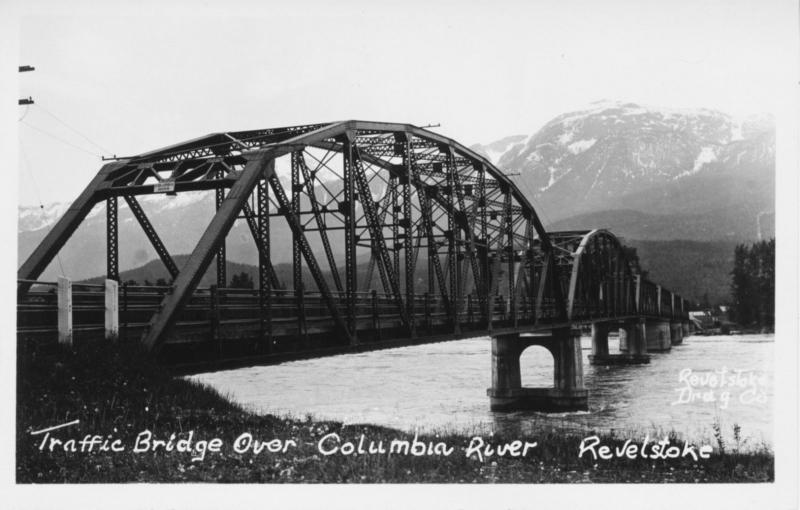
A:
189,334,773,449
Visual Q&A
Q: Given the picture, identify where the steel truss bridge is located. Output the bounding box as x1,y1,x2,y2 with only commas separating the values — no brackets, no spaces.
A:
18,121,689,374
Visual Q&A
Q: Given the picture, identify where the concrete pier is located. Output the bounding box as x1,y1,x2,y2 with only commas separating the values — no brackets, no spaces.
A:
670,321,684,345
645,320,672,352
594,321,650,365
487,328,588,411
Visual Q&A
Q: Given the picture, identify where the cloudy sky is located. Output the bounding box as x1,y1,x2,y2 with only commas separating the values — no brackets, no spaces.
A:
12,0,797,205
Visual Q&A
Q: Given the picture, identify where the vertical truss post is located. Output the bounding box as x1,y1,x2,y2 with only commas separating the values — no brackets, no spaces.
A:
215,170,227,288
106,196,119,282
398,132,416,336
504,187,516,325
257,178,272,352
526,220,536,325
443,146,460,332
341,132,358,341
479,179,491,329
291,152,303,295
391,176,400,283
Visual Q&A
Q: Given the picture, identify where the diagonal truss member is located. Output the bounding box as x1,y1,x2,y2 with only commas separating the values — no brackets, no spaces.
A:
124,195,180,280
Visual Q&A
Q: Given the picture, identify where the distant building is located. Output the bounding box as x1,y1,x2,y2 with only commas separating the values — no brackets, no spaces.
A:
689,310,716,331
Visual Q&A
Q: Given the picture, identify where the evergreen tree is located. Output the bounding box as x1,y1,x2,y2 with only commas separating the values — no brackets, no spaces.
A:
230,271,255,289
730,239,774,328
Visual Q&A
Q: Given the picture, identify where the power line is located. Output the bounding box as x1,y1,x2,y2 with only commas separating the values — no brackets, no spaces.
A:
34,103,113,155
20,120,101,158
18,105,31,122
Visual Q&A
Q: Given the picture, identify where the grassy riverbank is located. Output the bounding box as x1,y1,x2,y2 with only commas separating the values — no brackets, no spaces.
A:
16,342,774,483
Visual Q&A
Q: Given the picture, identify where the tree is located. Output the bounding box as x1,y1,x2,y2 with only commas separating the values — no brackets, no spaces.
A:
621,245,649,279
230,271,255,289
730,239,774,328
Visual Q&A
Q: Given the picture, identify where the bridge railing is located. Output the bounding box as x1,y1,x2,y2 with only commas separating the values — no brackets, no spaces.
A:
18,273,688,352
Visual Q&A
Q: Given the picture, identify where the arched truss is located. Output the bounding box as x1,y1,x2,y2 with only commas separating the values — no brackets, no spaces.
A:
18,121,573,352
548,229,685,322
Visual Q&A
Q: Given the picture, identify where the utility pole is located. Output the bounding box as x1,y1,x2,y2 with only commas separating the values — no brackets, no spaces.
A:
19,65,35,105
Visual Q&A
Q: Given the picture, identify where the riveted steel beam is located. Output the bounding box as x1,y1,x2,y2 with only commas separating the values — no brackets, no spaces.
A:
124,195,180,280
106,196,118,282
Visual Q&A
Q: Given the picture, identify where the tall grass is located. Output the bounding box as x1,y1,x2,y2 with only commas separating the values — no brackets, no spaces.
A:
17,341,774,483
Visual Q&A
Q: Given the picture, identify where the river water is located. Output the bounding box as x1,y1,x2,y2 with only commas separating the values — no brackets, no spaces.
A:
189,334,773,449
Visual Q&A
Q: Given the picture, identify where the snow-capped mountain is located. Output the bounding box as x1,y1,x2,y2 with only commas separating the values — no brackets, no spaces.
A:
18,202,74,233
476,101,774,238
470,134,528,165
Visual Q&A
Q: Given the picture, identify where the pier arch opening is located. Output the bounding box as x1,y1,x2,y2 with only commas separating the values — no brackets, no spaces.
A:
519,344,554,388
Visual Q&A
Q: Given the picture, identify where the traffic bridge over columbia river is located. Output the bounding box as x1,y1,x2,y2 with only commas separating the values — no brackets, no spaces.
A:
18,121,691,411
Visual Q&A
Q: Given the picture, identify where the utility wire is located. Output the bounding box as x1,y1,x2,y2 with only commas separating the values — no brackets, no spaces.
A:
20,120,101,158
18,105,30,122
33,103,113,155
19,142,67,276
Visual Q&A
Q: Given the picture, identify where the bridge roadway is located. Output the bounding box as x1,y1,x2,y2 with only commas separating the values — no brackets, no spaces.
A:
17,121,692,411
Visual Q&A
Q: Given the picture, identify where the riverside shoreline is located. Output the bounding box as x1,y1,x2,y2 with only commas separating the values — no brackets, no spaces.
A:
16,342,774,483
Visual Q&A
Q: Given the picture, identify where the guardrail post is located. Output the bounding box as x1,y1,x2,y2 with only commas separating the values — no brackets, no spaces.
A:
121,282,129,342
57,276,72,347
670,292,675,319
467,293,474,327
487,293,493,331
105,279,119,340
656,285,662,317
209,285,220,356
635,274,641,314
371,290,380,340
424,292,431,333
296,286,307,345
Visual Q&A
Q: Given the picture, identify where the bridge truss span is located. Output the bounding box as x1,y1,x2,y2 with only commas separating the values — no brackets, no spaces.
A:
17,121,689,367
